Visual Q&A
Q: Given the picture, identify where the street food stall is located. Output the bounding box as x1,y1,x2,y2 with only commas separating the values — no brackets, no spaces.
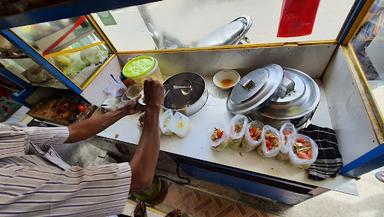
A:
1,0,383,205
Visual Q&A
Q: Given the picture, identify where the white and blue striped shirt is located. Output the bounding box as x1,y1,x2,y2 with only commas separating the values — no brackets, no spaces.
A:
0,124,131,217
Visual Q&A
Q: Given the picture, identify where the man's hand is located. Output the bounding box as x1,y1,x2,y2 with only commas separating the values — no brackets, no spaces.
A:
144,78,164,109
119,96,143,116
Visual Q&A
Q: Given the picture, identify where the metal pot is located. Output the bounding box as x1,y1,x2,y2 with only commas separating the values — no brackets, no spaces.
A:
227,65,320,128
163,72,208,116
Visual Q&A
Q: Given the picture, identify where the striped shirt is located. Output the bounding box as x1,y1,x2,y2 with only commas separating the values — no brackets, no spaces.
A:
0,124,131,217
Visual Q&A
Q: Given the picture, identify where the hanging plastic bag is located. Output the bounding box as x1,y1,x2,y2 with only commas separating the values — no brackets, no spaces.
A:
241,121,264,152
228,114,249,150
159,109,173,135
288,134,319,169
276,122,297,161
209,123,228,151
169,112,191,138
257,125,281,158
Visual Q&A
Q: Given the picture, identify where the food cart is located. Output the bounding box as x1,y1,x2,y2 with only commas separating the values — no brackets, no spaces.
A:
1,0,383,205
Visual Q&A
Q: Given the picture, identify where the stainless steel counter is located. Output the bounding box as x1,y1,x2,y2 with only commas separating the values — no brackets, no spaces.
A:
97,76,357,195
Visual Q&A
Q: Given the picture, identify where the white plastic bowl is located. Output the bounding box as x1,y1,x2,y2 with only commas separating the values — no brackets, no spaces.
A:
213,69,240,90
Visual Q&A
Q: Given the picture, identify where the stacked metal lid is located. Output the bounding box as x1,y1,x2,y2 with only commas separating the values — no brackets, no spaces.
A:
226,64,320,127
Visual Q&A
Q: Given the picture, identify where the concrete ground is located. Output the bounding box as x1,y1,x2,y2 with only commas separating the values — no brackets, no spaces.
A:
281,168,384,217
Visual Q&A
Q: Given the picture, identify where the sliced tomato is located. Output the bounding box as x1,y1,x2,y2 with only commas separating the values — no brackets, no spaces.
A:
297,137,306,143
77,104,86,112
266,140,272,150
217,130,223,139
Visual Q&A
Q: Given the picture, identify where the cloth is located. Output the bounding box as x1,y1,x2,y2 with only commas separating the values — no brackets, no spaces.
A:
299,124,343,181
0,123,132,216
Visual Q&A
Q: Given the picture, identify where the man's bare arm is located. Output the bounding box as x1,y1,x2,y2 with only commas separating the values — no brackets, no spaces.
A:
129,79,164,192
66,98,141,143
129,106,160,192
66,108,129,143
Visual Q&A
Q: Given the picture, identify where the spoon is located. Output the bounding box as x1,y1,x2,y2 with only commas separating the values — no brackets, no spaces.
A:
164,82,193,96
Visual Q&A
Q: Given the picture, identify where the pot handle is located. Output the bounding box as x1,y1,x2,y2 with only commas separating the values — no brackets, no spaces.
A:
239,78,255,90
276,77,295,98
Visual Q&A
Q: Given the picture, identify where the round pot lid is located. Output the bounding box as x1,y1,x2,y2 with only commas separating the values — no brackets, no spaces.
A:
227,64,284,114
258,67,320,120
163,72,206,110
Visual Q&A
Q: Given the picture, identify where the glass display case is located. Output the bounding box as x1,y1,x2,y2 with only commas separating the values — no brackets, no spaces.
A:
0,35,65,89
91,0,355,51
11,16,111,88
1,0,384,204
349,0,384,132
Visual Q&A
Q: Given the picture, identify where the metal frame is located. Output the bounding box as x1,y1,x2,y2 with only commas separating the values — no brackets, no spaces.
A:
81,54,116,89
339,0,375,45
0,67,34,108
116,40,338,55
0,14,120,98
338,0,373,44
0,0,160,29
344,45,384,143
336,0,384,176
86,15,117,54
340,140,384,178
172,154,324,205
341,144,384,177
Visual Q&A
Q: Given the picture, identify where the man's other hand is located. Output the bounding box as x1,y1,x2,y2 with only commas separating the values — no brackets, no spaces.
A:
121,96,143,116
144,78,164,109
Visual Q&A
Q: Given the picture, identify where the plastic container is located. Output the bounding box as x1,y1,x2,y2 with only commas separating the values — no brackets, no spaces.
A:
168,112,191,138
288,134,319,169
257,125,281,158
159,109,173,135
121,56,163,90
276,122,297,161
241,120,264,152
228,114,249,150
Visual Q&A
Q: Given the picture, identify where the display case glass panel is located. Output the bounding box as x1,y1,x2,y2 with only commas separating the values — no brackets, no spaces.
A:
350,0,384,128
11,17,111,87
91,0,354,51
0,35,66,89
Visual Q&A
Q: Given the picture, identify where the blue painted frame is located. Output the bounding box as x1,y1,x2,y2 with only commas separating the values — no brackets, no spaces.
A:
341,144,384,177
0,67,34,108
11,88,34,108
180,163,312,205
338,0,366,44
0,29,82,94
0,67,29,88
171,154,321,205
338,0,384,177
0,0,160,29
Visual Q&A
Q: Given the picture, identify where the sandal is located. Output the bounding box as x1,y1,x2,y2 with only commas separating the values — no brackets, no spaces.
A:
165,209,181,217
134,201,147,217
375,171,384,183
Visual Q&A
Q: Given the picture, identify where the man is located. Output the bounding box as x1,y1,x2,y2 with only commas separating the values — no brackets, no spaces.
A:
352,0,384,80
0,79,164,216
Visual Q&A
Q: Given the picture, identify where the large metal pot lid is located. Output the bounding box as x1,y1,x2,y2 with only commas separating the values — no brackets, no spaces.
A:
227,64,284,114
258,67,320,120
163,72,206,110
